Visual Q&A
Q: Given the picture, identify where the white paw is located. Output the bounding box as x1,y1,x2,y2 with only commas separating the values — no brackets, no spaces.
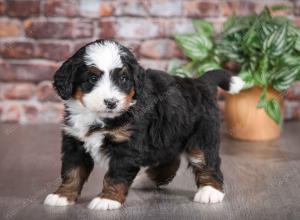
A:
193,186,225,204
44,193,74,206
131,171,156,189
88,197,121,210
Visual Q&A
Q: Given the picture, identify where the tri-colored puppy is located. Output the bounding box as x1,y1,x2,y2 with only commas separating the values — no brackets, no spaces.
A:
44,39,244,210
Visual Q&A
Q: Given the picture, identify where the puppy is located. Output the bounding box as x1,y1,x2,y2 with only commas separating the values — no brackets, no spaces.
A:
44,39,244,210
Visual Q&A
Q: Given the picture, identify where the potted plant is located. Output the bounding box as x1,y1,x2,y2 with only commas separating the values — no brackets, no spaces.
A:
170,7,300,141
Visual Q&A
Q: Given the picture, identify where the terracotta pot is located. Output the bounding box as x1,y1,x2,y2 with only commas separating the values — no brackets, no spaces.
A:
225,86,284,141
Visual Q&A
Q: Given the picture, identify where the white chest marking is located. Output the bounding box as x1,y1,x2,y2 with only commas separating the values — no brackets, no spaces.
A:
63,100,109,167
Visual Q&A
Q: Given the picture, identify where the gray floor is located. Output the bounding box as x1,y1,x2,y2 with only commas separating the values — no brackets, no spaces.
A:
0,122,300,220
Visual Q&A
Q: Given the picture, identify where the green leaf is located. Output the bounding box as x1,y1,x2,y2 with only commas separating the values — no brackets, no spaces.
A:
263,23,288,57
297,71,300,81
222,15,237,34
253,56,269,86
265,98,282,125
295,38,300,52
215,40,242,62
257,90,267,108
171,67,194,78
192,20,214,37
283,36,297,54
197,62,220,75
167,59,182,75
242,25,260,53
221,14,256,37
259,21,276,38
282,54,300,66
175,34,212,60
260,7,272,19
239,70,255,89
272,67,299,91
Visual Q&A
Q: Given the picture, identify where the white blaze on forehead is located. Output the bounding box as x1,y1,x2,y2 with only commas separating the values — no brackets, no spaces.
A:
84,41,123,72
82,41,128,115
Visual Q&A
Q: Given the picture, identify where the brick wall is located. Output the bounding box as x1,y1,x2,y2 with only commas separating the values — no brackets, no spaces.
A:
0,0,299,123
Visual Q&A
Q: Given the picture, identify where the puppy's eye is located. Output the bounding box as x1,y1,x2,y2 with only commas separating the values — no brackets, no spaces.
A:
120,74,128,83
89,74,98,84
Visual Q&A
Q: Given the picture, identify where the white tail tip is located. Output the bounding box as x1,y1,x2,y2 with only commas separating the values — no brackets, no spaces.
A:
228,76,245,94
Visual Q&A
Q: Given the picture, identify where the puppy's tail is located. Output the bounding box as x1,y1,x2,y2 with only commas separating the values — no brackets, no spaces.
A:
200,69,245,94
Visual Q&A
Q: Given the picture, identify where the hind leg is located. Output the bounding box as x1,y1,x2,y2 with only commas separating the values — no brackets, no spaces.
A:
186,146,225,203
132,157,180,189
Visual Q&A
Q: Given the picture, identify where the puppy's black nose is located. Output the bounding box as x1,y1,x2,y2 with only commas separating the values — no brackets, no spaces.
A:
104,98,118,109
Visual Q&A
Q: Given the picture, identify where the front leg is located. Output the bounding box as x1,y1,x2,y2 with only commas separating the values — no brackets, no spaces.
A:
44,134,94,206
88,160,139,210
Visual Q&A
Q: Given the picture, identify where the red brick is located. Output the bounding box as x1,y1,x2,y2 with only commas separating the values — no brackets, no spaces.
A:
99,18,117,38
208,18,225,34
284,101,300,120
7,0,40,17
296,1,300,16
222,1,256,16
164,18,194,37
294,18,300,28
73,40,92,53
100,1,115,17
140,59,169,71
0,42,34,59
1,83,35,100
139,39,182,59
36,81,60,102
44,0,79,17
183,0,220,17
99,18,161,39
286,82,300,101
38,103,64,123
35,42,71,61
79,0,99,18
118,40,141,58
268,1,293,16
148,0,182,17
114,0,147,16
0,0,6,15
0,61,58,82
22,103,39,123
0,19,22,37
24,19,93,39
1,103,21,122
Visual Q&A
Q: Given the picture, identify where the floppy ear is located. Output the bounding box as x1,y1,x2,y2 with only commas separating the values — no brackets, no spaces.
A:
132,64,145,97
53,59,79,100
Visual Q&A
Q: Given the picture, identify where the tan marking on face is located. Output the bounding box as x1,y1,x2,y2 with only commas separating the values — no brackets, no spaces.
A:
74,89,85,105
124,89,135,109
88,66,103,76
54,167,90,202
146,156,181,186
100,174,128,203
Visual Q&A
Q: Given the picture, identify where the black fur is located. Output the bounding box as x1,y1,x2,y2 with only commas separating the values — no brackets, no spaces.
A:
52,39,234,203
102,70,223,184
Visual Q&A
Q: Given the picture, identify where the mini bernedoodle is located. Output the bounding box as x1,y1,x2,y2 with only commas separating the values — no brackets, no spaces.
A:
44,39,244,210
